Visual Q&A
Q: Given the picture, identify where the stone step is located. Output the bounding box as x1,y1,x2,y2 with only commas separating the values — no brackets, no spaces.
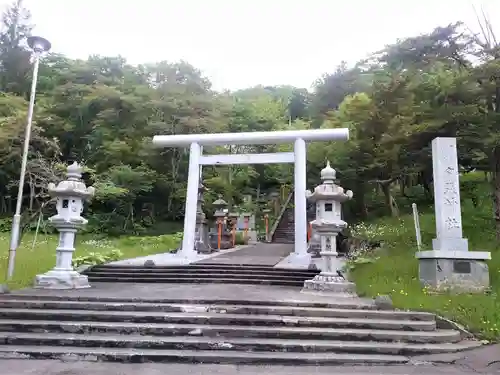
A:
0,295,377,310
0,300,435,321
84,272,314,281
94,264,308,271
89,267,318,276
0,332,479,355
0,320,460,343
85,277,306,286
0,345,410,365
0,309,437,330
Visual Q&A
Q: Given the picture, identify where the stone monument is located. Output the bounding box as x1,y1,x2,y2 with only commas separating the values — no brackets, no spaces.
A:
35,162,95,289
194,182,212,253
416,137,491,292
302,162,357,296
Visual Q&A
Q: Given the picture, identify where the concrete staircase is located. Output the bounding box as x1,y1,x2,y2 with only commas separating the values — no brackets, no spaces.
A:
0,294,479,364
272,208,295,243
271,199,315,244
83,264,320,287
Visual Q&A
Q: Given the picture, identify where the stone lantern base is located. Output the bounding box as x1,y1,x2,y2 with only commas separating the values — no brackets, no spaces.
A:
194,240,213,254
302,273,357,296
34,269,90,290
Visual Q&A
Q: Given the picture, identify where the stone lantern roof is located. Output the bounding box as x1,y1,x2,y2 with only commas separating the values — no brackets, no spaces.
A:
48,162,95,200
213,195,227,209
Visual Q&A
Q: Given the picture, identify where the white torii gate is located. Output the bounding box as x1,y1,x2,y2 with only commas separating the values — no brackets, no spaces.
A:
153,128,349,268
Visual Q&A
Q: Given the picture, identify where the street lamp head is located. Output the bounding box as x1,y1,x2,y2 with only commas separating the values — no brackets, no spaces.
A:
27,36,51,53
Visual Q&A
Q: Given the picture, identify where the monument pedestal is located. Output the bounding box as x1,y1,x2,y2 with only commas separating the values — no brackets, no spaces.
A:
195,218,213,254
35,270,90,289
194,240,212,254
416,250,490,293
307,230,321,258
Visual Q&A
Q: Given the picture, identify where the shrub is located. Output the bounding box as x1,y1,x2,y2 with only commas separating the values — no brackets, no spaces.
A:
73,249,123,267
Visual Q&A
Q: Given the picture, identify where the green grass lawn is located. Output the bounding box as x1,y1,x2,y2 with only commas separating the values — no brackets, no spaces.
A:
0,231,182,290
350,175,500,341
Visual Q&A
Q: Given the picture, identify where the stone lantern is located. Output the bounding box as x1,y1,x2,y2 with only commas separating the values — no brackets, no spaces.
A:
302,161,356,296
269,191,280,216
213,196,228,218
35,162,95,289
194,182,212,253
242,212,252,243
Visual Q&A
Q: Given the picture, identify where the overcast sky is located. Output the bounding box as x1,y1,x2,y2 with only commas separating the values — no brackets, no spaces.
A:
4,0,500,91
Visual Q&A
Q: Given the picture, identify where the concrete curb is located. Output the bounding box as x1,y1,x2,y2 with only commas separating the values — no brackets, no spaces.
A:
75,264,93,274
435,315,475,340
0,284,10,294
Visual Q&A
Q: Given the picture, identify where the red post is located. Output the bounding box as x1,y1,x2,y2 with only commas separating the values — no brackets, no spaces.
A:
217,218,223,250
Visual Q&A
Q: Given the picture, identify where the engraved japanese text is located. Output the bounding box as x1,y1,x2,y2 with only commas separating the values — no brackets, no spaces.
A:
445,217,460,229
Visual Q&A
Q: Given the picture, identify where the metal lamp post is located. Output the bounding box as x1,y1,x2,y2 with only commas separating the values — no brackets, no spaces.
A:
7,36,52,280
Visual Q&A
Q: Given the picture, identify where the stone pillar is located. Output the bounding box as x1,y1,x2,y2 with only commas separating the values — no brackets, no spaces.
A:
194,182,212,253
416,137,490,292
35,162,95,289
274,139,312,269
293,138,308,257
179,142,201,260
302,162,356,296
263,208,271,242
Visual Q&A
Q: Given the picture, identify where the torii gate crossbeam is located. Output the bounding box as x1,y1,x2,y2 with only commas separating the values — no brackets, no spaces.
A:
153,128,349,268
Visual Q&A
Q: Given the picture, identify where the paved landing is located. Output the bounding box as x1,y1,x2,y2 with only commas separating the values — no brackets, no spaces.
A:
9,282,370,304
195,243,294,266
108,245,249,266
1,360,493,375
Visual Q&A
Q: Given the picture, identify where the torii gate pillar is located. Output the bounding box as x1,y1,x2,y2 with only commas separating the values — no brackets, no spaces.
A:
153,128,349,268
